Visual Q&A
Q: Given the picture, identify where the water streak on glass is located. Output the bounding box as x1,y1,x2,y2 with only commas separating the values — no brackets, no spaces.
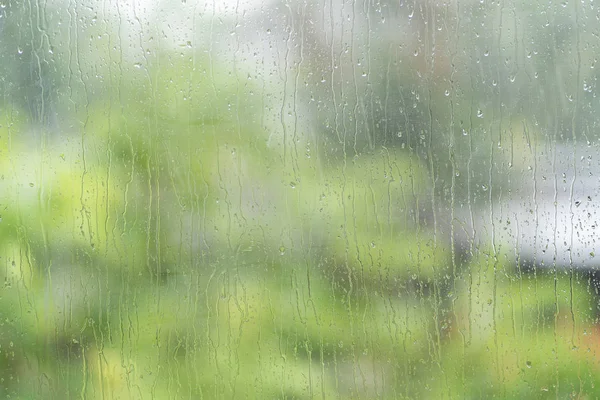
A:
0,0,599,398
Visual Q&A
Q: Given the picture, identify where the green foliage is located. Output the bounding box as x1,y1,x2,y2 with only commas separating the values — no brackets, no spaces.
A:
1,2,600,398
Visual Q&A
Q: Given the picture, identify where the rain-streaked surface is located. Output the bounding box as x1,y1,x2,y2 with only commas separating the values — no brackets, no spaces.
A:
1,0,600,398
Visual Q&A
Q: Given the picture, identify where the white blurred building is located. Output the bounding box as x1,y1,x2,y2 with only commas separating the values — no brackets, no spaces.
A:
462,142,600,269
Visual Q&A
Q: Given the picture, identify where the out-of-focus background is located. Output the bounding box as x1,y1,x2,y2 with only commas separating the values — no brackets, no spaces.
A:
1,0,600,398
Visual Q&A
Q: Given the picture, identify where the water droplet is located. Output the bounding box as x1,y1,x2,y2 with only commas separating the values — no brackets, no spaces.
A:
526,361,532,368
29,182,34,188
290,182,296,189
134,62,142,69
279,246,286,255
477,109,484,118
444,89,450,96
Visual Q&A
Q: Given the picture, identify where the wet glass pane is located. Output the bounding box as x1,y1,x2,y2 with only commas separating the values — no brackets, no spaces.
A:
1,0,599,398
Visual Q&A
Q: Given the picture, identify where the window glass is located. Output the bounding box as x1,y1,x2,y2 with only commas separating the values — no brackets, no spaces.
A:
0,0,598,398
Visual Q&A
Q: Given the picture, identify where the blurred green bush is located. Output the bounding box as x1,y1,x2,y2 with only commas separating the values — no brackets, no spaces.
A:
1,2,600,399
